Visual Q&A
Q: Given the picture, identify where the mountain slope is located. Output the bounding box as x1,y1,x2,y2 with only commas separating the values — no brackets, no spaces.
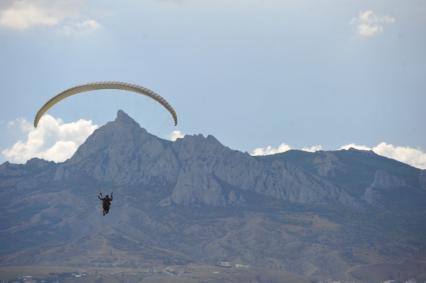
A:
1,110,425,282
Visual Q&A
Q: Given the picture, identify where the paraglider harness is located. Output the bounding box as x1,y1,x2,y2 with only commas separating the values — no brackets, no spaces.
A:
98,192,113,216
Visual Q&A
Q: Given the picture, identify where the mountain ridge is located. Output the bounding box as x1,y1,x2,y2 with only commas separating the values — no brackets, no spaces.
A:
1,110,426,282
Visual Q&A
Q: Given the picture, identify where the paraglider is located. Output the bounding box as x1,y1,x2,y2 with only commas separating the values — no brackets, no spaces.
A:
33,81,178,216
33,81,178,127
98,192,113,216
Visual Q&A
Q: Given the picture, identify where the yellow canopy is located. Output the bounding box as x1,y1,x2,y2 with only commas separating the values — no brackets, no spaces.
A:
34,81,178,127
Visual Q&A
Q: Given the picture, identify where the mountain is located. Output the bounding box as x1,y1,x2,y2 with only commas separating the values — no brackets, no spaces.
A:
1,110,426,283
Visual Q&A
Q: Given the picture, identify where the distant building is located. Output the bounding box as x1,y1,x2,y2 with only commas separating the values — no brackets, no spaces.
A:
235,263,249,269
217,261,232,268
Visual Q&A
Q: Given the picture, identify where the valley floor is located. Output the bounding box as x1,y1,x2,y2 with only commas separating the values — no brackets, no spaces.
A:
0,264,314,283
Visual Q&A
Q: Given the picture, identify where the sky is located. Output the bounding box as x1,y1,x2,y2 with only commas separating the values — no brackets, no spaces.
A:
0,0,425,168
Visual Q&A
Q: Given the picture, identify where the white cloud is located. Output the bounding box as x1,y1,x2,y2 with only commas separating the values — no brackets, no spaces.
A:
251,143,322,156
0,0,100,33
252,143,292,156
7,117,32,132
339,143,371,151
301,145,323,152
352,10,395,37
340,142,426,169
61,18,101,35
169,130,185,141
2,115,98,163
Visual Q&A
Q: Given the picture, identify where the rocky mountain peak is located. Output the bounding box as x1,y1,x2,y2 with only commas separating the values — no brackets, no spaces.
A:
69,110,150,160
62,110,171,184
173,133,226,158
114,109,140,128
25,158,54,167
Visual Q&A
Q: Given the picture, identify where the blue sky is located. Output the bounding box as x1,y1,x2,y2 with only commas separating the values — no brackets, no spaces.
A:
0,0,425,168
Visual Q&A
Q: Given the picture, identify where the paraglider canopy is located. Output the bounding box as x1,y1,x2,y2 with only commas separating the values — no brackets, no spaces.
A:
34,81,178,127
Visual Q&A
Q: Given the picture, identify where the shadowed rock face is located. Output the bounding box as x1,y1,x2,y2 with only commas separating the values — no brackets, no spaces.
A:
419,170,426,190
1,111,426,282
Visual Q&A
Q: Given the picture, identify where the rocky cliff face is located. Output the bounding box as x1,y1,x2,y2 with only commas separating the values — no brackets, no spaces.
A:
55,112,362,208
1,111,426,282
